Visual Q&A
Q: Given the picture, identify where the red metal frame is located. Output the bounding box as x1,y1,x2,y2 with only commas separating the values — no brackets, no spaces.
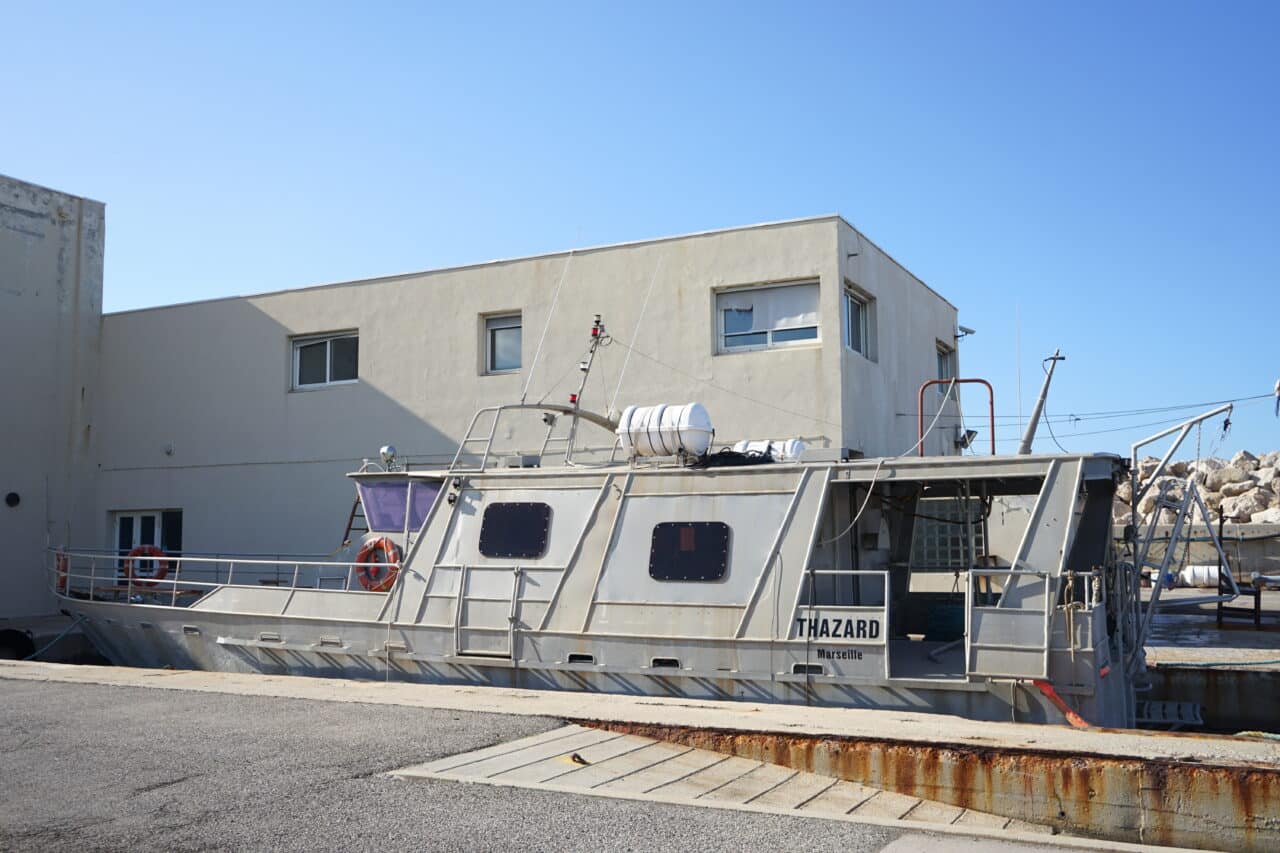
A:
917,378,995,456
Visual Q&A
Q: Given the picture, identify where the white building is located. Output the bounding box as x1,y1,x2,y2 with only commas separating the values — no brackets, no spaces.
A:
1,174,964,621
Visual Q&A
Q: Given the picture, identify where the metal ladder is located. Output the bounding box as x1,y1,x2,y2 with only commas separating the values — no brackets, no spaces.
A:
539,413,574,466
340,495,368,548
1129,477,1239,670
449,407,503,472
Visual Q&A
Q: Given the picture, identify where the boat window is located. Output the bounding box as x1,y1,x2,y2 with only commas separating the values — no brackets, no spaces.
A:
649,522,730,581
356,481,441,533
479,502,551,558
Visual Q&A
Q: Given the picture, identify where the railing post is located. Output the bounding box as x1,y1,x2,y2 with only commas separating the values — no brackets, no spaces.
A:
89,558,97,601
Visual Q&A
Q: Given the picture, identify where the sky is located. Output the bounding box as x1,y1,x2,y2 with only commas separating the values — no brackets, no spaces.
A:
4,1,1277,458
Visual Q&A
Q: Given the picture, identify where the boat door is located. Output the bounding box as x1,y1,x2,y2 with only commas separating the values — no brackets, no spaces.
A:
966,459,1081,679
455,565,517,657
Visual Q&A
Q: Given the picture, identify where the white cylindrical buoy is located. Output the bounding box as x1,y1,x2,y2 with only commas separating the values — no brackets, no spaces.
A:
616,403,714,458
1178,565,1220,588
731,438,807,462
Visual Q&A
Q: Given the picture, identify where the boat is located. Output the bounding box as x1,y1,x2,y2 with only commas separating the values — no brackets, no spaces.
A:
48,319,1236,729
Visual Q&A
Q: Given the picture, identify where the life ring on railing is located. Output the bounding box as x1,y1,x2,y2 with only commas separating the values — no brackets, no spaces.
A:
54,551,69,593
355,537,401,592
124,545,170,586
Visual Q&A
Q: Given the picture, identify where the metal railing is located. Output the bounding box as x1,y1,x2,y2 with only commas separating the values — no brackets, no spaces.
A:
48,548,398,608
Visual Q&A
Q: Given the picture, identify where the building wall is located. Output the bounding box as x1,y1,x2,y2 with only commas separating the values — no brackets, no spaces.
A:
0,175,104,619
837,220,962,457
92,216,959,560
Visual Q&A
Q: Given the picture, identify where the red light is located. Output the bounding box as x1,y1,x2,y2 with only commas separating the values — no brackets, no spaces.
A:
591,328,599,337
569,394,578,404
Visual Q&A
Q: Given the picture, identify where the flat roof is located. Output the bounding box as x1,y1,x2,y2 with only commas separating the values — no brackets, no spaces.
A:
106,214,956,316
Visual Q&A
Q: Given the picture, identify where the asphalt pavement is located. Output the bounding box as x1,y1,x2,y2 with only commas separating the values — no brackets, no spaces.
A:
0,680,916,852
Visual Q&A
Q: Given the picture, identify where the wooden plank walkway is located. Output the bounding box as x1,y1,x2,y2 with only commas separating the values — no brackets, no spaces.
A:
391,724,1054,834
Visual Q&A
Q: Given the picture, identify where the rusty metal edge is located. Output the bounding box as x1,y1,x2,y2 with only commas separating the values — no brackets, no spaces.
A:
574,718,1280,852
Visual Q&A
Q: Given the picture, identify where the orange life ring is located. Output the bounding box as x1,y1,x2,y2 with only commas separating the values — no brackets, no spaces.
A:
55,551,69,593
124,545,170,586
356,537,401,592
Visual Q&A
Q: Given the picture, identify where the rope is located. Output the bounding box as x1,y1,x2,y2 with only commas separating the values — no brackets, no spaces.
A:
521,251,573,404
23,614,87,661
817,379,957,546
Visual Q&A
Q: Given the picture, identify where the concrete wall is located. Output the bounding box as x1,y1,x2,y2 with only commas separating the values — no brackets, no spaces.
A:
0,176,104,618
93,216,959,558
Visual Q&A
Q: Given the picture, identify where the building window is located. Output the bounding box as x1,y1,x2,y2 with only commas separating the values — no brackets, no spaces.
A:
292,332,358,389
649,522,731,581
484,314,522,373
937,342,956,393
716,283,818,352
845,289,871,356
479,502,551,558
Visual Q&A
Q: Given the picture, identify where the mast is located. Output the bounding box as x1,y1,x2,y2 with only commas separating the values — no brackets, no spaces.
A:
1017,349,1064,455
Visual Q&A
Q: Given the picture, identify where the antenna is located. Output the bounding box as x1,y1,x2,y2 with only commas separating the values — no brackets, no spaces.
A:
1017,349,1065,455
560,315,608,464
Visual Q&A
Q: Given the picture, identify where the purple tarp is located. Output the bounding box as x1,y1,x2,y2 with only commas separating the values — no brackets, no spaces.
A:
356,481,441,533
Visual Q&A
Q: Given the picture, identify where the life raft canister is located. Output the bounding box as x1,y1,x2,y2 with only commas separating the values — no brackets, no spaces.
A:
124,544,170,586
356,537,401,592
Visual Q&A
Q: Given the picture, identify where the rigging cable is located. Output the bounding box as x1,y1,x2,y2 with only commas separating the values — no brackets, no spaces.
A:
817,378,958,546
520,251,574,404
608,257,663,418
609,335,843,429
1040,357,1069,454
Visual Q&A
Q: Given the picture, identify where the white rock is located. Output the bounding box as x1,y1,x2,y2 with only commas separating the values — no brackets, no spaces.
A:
1167,460,1189,477
1137,456,1161,480
1193,457,1228,474
1206,466,1250,492
1220,479,1258,498
1221,491,1270,522
1231,450,1261,472
1261,451,1280,468
1255,466,1278,490
1251,506,1280,524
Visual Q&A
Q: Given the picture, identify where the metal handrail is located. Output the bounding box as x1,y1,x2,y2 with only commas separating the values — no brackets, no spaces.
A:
448,402,620,472
47,548,398,605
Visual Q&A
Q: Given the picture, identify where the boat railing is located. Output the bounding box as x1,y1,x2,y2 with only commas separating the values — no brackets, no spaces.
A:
47,548,396,607
448,402,619,472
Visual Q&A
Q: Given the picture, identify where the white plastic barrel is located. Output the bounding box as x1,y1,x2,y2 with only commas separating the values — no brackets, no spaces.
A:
1179,564,1220,588
731,438,807,462
616,403,714,458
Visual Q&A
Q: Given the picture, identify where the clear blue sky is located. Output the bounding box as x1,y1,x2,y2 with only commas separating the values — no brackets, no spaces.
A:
4,2,1277,458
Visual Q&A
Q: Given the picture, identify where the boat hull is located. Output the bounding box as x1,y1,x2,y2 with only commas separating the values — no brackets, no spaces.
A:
69,598,1100,726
